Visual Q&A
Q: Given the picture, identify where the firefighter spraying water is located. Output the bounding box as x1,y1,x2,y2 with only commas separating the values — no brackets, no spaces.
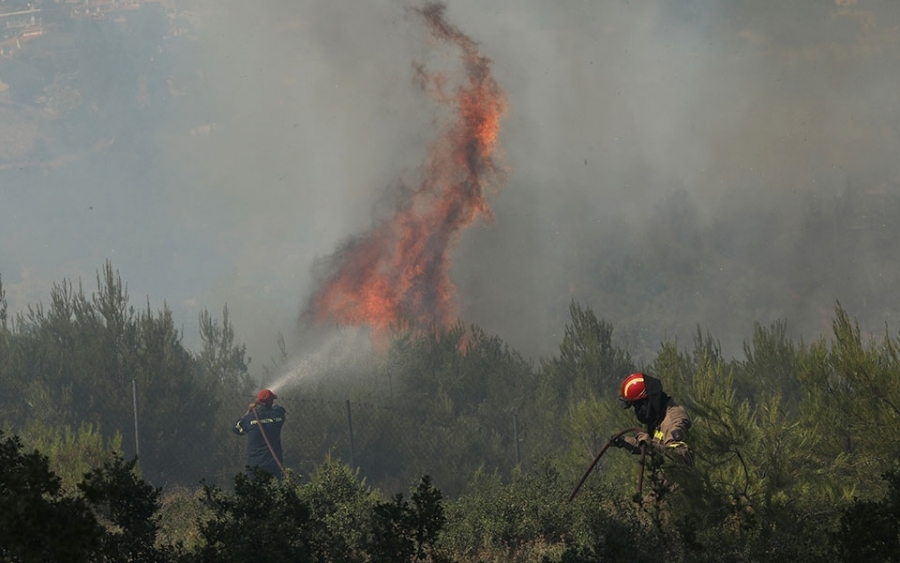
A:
233,389,287,480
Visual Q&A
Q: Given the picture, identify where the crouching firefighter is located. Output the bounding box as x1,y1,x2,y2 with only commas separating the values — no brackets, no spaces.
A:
611,372,694,467
233,389,287,480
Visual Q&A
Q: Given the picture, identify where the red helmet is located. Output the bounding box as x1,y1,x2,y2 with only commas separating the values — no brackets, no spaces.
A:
620,373,648,403
256,389,277,406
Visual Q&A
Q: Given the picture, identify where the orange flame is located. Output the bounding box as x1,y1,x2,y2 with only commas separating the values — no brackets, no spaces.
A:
304,3,506,340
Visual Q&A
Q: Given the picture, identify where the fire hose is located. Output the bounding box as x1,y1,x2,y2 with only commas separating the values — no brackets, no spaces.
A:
566,426,645,503
250,404,288,479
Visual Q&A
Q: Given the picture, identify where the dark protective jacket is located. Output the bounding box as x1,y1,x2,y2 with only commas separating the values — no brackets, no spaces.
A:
621,398,694,465
233,404,286,475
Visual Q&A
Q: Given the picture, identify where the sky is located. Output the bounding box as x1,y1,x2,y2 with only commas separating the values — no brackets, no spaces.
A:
2,0,900,380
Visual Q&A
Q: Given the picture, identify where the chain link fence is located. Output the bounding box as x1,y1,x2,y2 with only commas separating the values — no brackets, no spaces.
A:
196,392,536,496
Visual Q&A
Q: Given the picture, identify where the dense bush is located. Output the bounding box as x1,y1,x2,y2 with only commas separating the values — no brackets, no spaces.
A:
0,430,103,562
3,265,900,561
833,469,900,563
7,426,900,562
187,473,316,563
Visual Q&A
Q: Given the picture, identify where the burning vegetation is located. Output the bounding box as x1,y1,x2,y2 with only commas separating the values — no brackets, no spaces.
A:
304,3,507,340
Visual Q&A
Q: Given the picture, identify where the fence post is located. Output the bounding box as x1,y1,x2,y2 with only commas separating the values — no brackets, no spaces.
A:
346,399,355,468
513,414,520,465
132,379,140,458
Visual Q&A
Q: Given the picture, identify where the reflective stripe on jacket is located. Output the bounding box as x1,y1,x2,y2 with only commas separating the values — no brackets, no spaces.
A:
233,404,286,471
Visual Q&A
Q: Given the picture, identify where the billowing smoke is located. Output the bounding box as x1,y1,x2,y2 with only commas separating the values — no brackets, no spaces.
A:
3,0,900,372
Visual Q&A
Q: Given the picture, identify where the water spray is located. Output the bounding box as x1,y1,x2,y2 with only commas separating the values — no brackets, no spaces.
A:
264,326,375,394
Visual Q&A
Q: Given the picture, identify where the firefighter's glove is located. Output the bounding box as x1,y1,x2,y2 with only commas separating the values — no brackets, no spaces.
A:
635,432,651,446
610,435,628,449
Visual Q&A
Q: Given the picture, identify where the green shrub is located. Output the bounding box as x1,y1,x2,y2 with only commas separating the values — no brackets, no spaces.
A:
189,472,314,563
833,468,900,563
442,464,574,560
368,475,448,562
78,453,177,563
298,456,382,562
0,430,103,562
17,420,123,493
156,486,210,550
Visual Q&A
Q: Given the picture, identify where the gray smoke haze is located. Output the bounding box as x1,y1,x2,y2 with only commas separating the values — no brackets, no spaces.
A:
2,0,899,373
